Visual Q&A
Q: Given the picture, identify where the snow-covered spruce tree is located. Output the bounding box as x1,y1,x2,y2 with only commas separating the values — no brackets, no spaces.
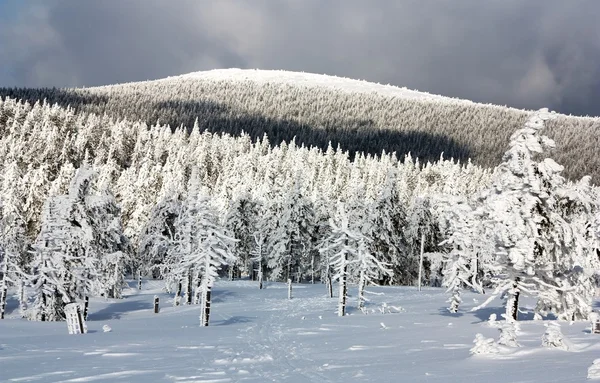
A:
355,234,393,310
28,166,128,320
88,189,131,299
321,203,391,315
321,204,357,317
224,194,259,279
250,232,266,289
265,180,316,282
29,167,99,321
0,199,28,319
535,176,600,320
475,109,562,321
365,169,406,285
404,196,438,288
439,197,490,312
168,170,236,325
138,196,181,282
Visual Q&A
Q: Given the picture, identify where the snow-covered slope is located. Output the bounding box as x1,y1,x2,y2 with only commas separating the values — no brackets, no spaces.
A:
2,68,599,182
2,280,600,382
176,68,455,102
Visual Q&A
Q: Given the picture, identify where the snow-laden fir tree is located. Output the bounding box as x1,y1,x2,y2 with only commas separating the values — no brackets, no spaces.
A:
265,179,315,282
88,189,131,299
224,194,260,279
321,203,391,316
355,235,393,310
365,169,406,285
167,169,236,325
321,204,356,317
138,196,181,282
29,167,98,321
439,197,493,312
251,232,266,289
475,109,562,321
0,198,28,319
404,196,438,288
535,176,600,321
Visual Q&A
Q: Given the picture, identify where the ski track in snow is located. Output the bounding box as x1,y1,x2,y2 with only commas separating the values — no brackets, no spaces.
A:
1,279,600,382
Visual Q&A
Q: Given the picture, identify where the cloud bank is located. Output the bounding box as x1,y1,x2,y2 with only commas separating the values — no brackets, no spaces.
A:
1,0,599,116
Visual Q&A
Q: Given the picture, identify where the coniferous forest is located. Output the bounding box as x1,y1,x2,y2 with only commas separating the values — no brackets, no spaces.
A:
0,71,598,324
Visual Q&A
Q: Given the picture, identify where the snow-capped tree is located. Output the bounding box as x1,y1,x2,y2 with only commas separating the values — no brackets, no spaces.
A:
88,190,131,299
321,203,391,316
439,197,492,312
28,166,128,320
138,196,181,281
405,196,438,288
355,236,393,310
251,232,266,289
224,194,260,279
0,199,28,319
29,168,99,321
365,169,406,285
265,180,316,282
475,109,562,321
166,170,236,325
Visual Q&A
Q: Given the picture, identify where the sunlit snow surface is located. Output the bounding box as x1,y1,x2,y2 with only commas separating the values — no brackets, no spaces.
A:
176,68,456,102
2,280,600,382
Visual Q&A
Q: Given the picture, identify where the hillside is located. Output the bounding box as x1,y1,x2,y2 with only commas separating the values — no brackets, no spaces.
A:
1,69,599,182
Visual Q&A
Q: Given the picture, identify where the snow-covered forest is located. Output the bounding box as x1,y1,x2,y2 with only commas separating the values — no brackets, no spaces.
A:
1,69,599,182
0,73,599,326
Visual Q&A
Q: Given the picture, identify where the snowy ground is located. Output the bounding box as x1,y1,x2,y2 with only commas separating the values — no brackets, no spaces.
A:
2,280,600,382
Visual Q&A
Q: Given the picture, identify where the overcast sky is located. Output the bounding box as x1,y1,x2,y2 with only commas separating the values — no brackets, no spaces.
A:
1,0,599,116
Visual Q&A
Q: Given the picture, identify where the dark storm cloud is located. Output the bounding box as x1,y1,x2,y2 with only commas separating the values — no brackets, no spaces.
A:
1,0,599,116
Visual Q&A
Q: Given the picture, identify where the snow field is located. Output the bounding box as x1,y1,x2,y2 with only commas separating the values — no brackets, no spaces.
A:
2,280,600,382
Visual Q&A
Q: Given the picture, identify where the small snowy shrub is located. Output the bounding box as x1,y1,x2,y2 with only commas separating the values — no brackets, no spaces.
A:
497,321,519,347
587,359,600,380
470,333,499,355
488,313,498,328
541,322,569,350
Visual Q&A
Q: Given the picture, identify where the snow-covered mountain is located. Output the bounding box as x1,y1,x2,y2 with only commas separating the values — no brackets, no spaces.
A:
1,68,598,182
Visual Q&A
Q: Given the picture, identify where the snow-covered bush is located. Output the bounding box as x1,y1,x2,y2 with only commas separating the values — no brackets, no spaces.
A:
497,321,519,347
587,359,600,380
470,333,499,355
541,322,569,350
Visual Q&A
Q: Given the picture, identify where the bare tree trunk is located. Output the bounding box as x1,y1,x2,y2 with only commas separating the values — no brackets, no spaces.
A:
18,279,26,315
0,258,7,319
200,285,212,326
83,296,89,321
418,233,425,291
258,260,263,289
288,278,292,299
357,272,366,310
186,270,193,305
505,278,520,321
311,254,315,284
338,250,348,317
327,275,333,298
137,269,142,290
174,281,182,306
